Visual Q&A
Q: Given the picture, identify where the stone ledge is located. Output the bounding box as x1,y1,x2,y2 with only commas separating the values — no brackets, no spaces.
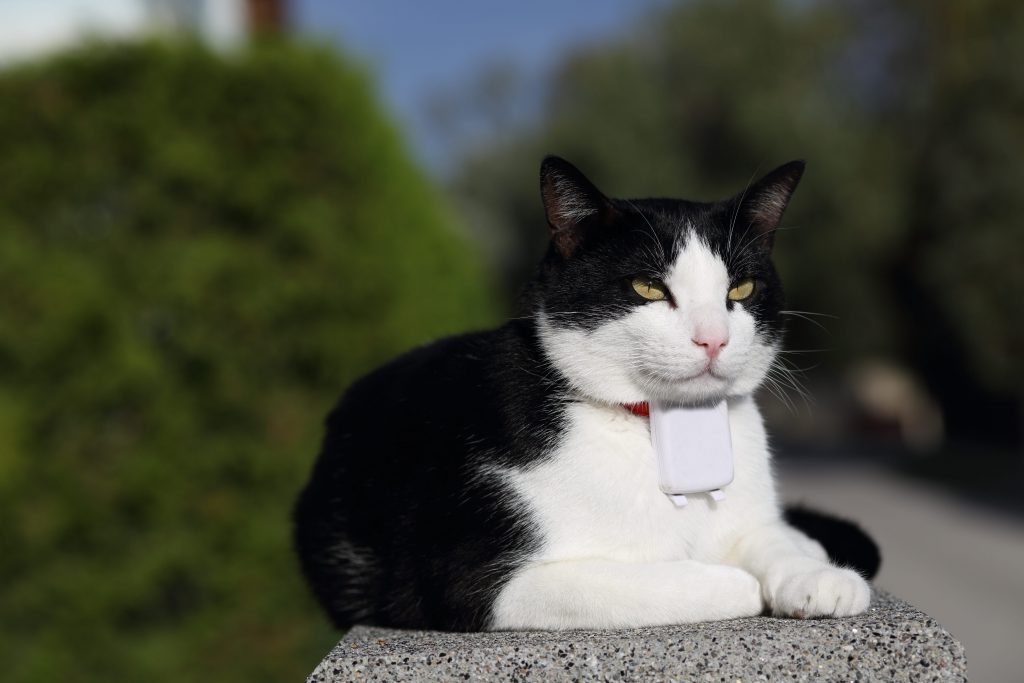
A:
307,592,967,682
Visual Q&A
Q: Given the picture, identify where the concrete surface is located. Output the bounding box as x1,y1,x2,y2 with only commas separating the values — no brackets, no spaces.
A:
307,592,966,682
779,461,1024,683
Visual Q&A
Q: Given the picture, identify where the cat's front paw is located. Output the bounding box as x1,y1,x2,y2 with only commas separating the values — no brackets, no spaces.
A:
767,564,871,618
709,565,765,620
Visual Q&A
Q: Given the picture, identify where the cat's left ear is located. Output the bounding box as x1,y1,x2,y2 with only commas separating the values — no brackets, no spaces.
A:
540,156,615,258
737,160,805,250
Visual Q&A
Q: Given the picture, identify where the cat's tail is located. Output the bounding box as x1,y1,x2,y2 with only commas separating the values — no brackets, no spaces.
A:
784,505,881,580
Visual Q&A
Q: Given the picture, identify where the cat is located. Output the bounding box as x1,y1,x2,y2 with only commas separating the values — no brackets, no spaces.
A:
292,156,878,631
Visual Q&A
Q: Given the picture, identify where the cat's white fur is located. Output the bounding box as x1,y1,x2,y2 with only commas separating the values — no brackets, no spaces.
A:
490,233,870,629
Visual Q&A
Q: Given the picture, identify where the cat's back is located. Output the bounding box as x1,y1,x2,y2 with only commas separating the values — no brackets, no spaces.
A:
299,326,512,519
293,322,558,629
316,324,544,473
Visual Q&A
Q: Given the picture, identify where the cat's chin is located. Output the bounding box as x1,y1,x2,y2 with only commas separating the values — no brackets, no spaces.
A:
632,373,733,406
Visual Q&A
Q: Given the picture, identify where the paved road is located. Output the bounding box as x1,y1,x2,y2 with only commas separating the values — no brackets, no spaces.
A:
779,461,1024,683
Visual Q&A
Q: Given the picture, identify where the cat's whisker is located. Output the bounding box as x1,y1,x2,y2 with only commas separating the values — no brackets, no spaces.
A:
763,374,798,413
728,221,782,269
777,359,820,376
767,358,815,410
779,311,832,333
726,221,756,270
626,199,667,264
726,166,763,258
776,348,828,354
761,370,796,413
779,310,838,319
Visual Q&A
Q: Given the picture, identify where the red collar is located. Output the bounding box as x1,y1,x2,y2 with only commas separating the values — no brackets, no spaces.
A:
623,402,650,417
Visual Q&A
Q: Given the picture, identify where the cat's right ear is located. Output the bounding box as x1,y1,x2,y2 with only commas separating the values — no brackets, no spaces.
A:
540,156,614,258
736,160,805,250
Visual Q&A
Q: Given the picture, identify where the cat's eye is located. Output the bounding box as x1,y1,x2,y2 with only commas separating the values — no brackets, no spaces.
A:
631,277,668,302
727,279,755,301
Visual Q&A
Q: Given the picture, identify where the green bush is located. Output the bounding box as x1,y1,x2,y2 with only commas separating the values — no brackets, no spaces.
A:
0,41,496,682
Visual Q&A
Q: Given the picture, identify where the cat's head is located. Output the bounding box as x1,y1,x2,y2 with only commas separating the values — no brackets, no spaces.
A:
532,156,804,406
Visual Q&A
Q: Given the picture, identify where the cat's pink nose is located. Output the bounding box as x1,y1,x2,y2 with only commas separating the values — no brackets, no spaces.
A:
692,333,728,359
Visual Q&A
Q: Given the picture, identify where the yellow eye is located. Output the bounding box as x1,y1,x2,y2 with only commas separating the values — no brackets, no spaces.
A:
631,277,668,301
728,279,755,301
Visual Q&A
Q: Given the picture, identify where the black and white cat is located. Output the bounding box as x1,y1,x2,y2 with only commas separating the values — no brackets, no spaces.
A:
293,157,877,631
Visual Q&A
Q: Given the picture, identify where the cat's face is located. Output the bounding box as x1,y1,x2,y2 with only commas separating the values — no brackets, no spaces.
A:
533,157,803,406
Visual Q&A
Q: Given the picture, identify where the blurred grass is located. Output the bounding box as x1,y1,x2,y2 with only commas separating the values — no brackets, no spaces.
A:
0,40,497,682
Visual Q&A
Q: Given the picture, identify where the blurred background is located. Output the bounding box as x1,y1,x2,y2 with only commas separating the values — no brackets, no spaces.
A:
0,0,1020,681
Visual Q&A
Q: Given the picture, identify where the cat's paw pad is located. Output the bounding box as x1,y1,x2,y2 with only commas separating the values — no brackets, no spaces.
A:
770,566,871,618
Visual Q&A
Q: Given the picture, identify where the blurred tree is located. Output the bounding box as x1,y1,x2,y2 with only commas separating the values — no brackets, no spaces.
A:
448,0,1022,449
0,41,495,683
885,0,1024,442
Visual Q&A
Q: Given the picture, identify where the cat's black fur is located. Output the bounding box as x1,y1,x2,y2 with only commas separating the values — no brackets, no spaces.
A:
784,506,881,579
293,323,558,630
292,157,880,630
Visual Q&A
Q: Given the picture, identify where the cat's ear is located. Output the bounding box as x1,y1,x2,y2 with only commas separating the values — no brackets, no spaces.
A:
540,156,614,258
737,160,805,249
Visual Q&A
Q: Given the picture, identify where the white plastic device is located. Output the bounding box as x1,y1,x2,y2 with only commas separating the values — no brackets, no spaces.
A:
649,399,733,507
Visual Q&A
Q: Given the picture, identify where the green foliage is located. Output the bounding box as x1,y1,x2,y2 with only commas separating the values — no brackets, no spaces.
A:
451,0,1023,422
0,41,495,682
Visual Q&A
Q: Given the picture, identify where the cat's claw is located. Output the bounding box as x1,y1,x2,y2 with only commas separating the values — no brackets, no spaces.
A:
767,565,871,618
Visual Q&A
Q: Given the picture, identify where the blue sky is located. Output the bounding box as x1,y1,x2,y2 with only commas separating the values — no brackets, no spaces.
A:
293,0,663,170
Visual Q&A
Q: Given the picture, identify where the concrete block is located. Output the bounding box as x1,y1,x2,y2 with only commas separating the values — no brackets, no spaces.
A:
307,592,967,682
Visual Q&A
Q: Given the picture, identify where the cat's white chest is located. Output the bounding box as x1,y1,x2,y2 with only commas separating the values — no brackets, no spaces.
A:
506,397,774,565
